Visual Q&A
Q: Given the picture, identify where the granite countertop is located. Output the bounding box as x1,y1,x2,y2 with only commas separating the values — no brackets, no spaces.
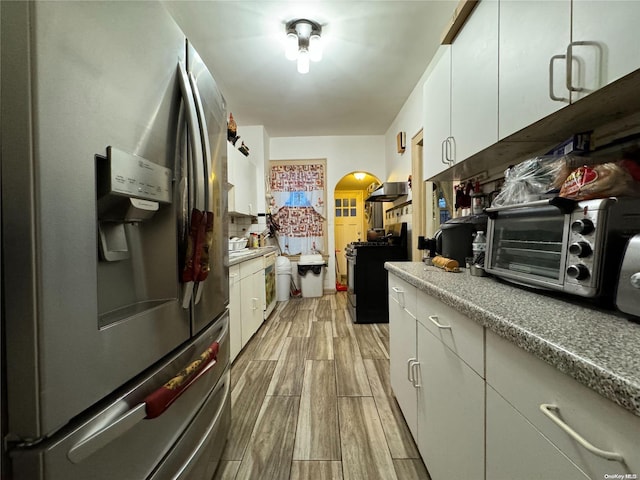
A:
385,261,640,417
228,246,278,266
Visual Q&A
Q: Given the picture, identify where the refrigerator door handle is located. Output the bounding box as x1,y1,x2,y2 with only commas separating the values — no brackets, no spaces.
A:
188,72,211,210
177,61,204,211
177,61,204,307
188,72,214,304
67,341,220,464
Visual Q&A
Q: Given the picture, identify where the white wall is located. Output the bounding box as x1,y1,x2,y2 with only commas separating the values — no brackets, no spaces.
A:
384,47,448,184
270,135,386,290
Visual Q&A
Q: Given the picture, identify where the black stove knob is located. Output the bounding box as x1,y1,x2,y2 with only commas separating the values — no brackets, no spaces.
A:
571,218,594,235
566,264,590,280
568,241,592,258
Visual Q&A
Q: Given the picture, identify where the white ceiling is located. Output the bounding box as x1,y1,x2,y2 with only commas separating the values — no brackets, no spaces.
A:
163,1,458,138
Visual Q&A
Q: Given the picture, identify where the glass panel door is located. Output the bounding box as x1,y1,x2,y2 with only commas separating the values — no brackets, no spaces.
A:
489,207,567,280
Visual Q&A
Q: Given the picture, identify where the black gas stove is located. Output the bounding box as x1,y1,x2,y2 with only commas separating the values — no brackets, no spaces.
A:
346,223,408,323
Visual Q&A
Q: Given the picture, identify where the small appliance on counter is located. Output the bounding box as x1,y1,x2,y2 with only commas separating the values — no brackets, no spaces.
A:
616,233,640,319
485,196,640,300
422,214,488,265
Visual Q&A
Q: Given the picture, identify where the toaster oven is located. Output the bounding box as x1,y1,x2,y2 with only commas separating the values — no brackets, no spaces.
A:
485,197,640,298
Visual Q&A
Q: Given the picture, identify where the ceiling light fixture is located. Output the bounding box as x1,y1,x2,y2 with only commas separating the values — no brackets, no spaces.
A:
285,19,323,74
353,172,366,180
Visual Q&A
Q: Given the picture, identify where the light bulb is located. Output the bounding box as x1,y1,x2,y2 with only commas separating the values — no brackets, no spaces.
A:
309,34,322,62
285,32,298,60
297,48,310,74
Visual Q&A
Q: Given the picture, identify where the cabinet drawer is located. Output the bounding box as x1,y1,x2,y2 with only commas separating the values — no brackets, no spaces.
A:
239,257,263,278
388,274,417,317
486,386,589,480
416,293,484,377
229,265,240,285
486,330,640,479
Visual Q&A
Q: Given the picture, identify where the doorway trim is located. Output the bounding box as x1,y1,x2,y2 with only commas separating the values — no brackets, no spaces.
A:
411,130,424,262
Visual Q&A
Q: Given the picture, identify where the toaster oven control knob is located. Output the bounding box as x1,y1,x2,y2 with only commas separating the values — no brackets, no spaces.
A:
566,264,590,280
568,241,592,258
571,218,594,235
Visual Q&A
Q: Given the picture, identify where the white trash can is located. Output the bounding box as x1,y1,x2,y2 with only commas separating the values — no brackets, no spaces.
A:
297,254,326,298
276,256,292,302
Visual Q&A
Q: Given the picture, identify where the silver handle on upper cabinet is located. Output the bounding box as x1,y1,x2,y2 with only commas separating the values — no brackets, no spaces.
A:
441,139,449,165
446,137,456,165
539,404,624,462
565,42,585,93
428,315,451,330
548,54,569,102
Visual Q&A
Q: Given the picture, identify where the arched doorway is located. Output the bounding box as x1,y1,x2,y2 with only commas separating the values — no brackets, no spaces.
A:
333,171,381,285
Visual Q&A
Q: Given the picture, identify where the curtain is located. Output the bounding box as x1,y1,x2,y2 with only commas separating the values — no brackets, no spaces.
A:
269,162,325,255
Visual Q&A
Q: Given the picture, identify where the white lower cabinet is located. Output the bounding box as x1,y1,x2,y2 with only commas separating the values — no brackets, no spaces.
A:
388,272,484,480
229,257,265,362
229,265,242,362
416,323,484,480
486,385,589,480
389,271,640,480
239,258,265,347
416,299,484,480
388,275,418,438
486,330,640,480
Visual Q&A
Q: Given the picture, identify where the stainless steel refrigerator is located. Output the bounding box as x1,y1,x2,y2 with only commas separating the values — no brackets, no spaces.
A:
1,2,230,478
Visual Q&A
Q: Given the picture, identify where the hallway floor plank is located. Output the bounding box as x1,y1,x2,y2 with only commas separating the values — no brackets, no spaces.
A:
215,293,430,480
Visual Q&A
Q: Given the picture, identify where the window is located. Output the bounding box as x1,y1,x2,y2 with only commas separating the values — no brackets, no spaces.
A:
268,159,327,255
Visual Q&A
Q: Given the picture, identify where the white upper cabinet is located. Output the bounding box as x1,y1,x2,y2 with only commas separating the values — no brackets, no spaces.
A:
423,1,498,181
423,46,451,180
227,145,257,216
451,0,498,161
570,0,640,102
500,0,640,140
499,0,571,140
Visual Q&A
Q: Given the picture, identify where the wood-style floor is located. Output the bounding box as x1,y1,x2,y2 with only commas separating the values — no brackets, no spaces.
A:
214,292,431,480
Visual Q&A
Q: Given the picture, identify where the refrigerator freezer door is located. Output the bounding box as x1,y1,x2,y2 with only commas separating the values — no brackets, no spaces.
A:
186,42,230,335
9,313,229,480
1,1,191,439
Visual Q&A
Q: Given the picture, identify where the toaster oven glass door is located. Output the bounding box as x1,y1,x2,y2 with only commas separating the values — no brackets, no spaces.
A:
487,206,570,282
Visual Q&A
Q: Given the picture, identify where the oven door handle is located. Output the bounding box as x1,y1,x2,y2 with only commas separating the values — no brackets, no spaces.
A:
485,197,577,218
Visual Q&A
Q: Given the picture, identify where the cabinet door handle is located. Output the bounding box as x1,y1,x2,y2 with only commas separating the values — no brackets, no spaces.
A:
391,286,405,307
409,360,421,388
539,404,624,462
446,137,456,165
252,298,258,310
565,41,585,93
441,139,449,165
407,358,415,383
548,54,569,102
428,315,451,330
